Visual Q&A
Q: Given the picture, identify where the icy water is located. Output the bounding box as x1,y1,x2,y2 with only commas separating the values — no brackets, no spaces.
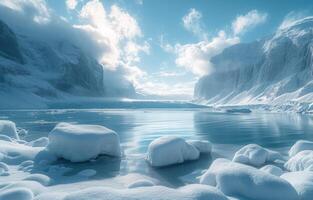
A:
2,108,313,187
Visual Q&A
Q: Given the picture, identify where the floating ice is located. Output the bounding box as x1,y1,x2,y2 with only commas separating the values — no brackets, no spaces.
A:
289,140,313,157
187,140,212,153
0,120,19,140
35,184,229,200
285,150,313,171
233,144,282,167
200,158,298,200
260,165,284,176
146,136,200,167
282,171,313,200
47,123,121,162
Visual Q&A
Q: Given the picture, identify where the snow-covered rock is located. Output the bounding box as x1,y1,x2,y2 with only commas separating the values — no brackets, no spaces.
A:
47,123,121,162
233,144,282,167
200,158,298,200
146,136,200,167
187,140,212,153
285,150,313,171
289,140,313,157
0,120,18,140
35,184,229,200
260,164,284,176
27,137,49,147
282,171,313,200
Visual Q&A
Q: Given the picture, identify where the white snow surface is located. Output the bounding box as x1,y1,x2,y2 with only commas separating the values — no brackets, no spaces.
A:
200,158,299,200
285,150,313,171
146,136,200,167
47,123,121,162
0,120,19,140
282,171,313,200
289,140,313,157
260,164,284,176
187,140,212,153
232,144,282,167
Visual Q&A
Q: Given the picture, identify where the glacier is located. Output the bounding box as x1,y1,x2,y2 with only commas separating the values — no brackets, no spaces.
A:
195,17,313,113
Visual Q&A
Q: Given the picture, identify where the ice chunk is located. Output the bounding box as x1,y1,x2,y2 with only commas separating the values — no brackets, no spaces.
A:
127,179,155,188
260,165,284,176
200,158,298,200
27,137,49,147
0,120,18,140
285,150,313,171
187,140,212,153
36,184,229,200
282,171,313,200
47,123,121,162
233,144,282,167
226,108,252,113
146,136,200,167
289,140,313,157
0,187,33,200
23,174,52,186
77,169,97,177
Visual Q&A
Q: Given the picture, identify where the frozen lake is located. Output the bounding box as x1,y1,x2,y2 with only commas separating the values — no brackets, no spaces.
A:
1,108,313,188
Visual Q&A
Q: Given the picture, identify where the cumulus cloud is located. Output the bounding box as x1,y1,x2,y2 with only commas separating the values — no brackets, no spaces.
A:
232,10,267,35
66,0,78,10
182,8,207,39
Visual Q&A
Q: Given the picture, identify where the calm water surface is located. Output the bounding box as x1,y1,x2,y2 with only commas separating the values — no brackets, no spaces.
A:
1,109,313,187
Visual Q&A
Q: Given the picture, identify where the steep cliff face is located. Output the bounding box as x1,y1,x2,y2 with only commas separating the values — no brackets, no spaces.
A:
195,17,313,108
0,20,135,108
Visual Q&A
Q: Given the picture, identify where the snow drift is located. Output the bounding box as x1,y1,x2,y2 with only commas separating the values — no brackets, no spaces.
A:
195,17,313,112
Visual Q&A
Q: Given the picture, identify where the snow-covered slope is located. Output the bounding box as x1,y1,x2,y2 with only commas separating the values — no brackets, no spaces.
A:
195,17,313,112
0,19,135,108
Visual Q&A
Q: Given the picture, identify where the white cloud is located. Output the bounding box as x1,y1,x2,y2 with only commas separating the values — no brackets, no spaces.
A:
182,8,207,39
232,10,267,35
66,0,78,10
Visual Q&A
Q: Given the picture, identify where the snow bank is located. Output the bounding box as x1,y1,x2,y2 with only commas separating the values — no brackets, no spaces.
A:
47,123,121,162
282,171,313,200
200,158,298,200
187,140,212,153
260,165,284,176
36,184,229,200
0,120,19,140
232,144,282,167
127,179,155,188
289,140,313,157
285,150,313,171
146,136,200,167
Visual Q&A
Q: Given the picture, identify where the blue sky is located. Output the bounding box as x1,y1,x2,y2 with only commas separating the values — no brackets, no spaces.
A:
42,0,313,98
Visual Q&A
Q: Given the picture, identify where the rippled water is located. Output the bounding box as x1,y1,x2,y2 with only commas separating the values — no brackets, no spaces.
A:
2,109,313,187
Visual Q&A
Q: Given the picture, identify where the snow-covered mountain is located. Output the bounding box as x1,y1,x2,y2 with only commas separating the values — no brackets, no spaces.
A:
195,17,313,112
0,19,136,108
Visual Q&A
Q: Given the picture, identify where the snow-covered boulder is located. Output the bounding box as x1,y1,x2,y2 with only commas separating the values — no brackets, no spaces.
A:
282,171,313,200
233,144,282,167
146,136,200,167
200,158,299,200
187,140,212,153
0,120,19,140
36,184,229,200
260,165,284,176
285,150,313,171
47,123,121,162
289,140,313,157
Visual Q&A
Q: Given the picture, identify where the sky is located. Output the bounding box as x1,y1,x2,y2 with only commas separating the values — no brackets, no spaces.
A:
2,0,313,99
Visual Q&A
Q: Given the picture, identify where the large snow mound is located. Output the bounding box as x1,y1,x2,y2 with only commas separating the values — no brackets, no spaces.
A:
289,140,313,157
0,187,33,200
0,120,19,140
282,171,313,200
260,164,284,176
47,123,121,162
146,136,200,167
232,144,282,167
35,184,229,200
285,150,313,171
200,158,298,200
